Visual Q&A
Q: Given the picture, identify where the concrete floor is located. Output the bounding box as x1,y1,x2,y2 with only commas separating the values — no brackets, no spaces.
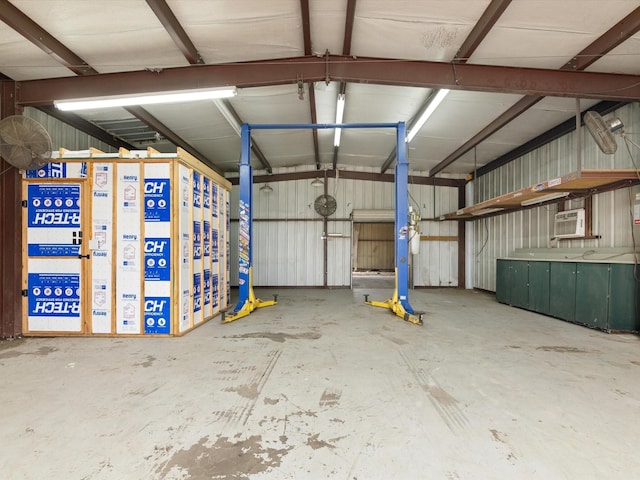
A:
1,286,640,480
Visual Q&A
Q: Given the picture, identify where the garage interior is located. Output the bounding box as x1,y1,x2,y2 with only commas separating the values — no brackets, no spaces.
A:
1,1,640,478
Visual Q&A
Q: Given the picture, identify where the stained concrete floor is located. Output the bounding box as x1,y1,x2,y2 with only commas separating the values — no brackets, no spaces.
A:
1,286,640,480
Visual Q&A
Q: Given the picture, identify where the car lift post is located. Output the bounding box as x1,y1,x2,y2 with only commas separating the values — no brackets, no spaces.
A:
365,122,423,325
222,123,276,323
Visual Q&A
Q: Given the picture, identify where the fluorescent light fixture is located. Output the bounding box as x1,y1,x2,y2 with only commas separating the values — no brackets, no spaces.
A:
259,183,273,193
406,88,449,143
212,98,242,136
471,207,505,216
521,192,570,207
334,94,346,147
55,87,237,111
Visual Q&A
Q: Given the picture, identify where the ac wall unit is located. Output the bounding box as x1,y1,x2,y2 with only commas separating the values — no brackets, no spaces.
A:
554,208,585,238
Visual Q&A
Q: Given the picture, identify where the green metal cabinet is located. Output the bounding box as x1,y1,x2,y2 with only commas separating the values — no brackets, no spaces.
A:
609,264,639,332
528,261,550,315
549,262,576,322
575,263,610,330
496,259,511,305
496,258,638,333
495,259,528,308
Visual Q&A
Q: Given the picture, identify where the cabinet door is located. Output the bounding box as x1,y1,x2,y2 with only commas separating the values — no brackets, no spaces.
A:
575,263,609,330
528,261,550,315
496,259,511,304
549,262,576,322
609,264,639,332
510,261,529,309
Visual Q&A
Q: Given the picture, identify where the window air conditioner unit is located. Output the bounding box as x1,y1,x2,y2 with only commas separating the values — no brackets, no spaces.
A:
554,208,585,238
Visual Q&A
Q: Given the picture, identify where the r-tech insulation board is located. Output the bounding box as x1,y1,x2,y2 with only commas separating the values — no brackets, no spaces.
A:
22,147,231,336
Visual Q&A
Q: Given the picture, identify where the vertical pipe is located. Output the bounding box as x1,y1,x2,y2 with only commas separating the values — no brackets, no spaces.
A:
576,98,582,172
458,185,466,288
235,124,252,311
395,122,414,314
323,170,328,287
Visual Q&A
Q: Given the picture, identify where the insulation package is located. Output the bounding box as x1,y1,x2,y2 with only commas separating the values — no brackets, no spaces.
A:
21,147,231,336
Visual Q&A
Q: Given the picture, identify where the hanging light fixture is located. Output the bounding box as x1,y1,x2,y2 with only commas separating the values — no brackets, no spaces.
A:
259,183,273,193
311,177,324,188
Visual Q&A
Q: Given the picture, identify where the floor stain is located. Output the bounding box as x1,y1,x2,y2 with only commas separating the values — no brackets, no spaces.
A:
225,332,321,343
536,346,594,353
134,355,156,368
489,429,506,444
306,433,336,450
264,397,279,405
0,345,57,359
159,435,291,480
381,334,407,346
630,360,640,366
319,388,342,407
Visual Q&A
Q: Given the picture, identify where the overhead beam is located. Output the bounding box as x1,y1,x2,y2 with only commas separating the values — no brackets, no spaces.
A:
145,0,204,65
381,0,512,173
17,55,640,107
125,106,224,176
333,0,357,169
430,6,640,176
37,105,137,150
298,0,320,170
0,0,97,76
453,0,513,62
475,101,627,177
567,6,640,71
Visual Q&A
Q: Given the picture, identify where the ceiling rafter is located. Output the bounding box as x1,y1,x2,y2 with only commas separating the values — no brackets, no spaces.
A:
429,5,640,176
333,0,357,170
145,0,204,65
380,0,512,173
125,106,223,175
299,0,320,170
0,0,221,167
0,0,97,75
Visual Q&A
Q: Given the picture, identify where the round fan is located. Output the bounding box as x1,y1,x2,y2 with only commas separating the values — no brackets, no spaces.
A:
314,194,337,217
0,115,53,170
584,111,623,155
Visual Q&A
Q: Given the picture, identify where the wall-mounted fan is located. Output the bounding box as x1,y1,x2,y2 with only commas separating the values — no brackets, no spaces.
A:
584,111,624,155
0,115,53,170
314,194,337,217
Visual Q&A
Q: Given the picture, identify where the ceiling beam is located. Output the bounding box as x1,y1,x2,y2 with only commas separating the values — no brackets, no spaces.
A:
453,0,513,63
475,101,627,177
299,0,321,169
125,106,224,176
145,0,204,65
333,0,357,170
567,6,640,71
380,0,512,173
37,105,137,150
429,6,640,176
0,0,97,76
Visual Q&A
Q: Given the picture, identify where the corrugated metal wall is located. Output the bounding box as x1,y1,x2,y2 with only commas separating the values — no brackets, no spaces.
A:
230,170,462,287
24,107,117,153
473,103,640,291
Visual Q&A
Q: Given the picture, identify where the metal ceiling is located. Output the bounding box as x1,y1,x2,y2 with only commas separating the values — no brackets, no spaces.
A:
1,0,639,177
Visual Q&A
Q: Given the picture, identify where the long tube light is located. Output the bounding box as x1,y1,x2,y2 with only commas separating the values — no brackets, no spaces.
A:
55,87,237,111
212,98,242,136
406,88,449,143
333,94,346,147
520,191,570,206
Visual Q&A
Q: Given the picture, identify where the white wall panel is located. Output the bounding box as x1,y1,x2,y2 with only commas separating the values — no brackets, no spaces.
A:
473,103,640,292
230,167,464,287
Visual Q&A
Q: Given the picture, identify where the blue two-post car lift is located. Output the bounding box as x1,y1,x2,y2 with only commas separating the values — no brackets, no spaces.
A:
223,121,423,325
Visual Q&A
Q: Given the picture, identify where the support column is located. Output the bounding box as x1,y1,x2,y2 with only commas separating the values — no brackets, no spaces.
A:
365,122,423,325
223,124,276,323
0,81,23,338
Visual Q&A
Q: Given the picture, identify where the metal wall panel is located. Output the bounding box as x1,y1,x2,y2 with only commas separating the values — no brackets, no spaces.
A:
473,103,640,292
230,169,463,287
24,107,116,154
